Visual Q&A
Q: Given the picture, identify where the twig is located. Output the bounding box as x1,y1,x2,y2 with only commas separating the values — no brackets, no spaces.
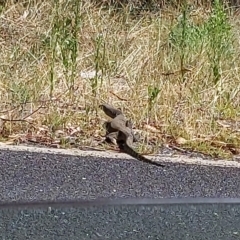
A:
0,105,44,122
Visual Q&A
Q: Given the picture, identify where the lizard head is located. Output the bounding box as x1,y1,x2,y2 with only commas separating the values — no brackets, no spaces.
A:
99,103,122,118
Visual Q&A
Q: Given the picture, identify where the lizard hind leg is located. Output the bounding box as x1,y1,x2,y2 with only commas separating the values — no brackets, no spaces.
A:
105,132,118,145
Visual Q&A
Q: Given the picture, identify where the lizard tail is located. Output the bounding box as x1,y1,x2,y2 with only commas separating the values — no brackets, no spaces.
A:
120,143,165,167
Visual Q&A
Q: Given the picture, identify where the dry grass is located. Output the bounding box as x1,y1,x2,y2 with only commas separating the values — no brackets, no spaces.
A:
1,0,240,158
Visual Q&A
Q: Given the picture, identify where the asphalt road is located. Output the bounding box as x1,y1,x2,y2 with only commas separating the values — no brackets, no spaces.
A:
1,148,240,239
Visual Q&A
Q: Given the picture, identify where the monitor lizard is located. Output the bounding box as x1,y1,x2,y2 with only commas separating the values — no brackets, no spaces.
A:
99,104,165,167
99,103,139,143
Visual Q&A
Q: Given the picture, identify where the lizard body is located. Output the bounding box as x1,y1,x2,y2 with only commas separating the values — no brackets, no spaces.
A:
100,104,164,167
99,103,139,142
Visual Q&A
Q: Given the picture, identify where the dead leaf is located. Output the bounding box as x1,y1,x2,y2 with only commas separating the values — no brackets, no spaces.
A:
176,137,188,145
144,124,160,133
3,140,15,145
210,140,228,147
55,130,65,137
216,120,232,128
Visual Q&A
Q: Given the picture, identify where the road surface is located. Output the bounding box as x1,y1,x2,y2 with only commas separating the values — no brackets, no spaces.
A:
0,145,240,239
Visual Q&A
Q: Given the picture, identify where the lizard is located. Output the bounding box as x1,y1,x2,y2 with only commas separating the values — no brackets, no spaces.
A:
99,104,165,167
99,103,139,143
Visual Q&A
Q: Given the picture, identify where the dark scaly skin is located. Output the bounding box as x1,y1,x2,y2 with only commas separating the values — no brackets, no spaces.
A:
100,103,139,142
120,143,165,167
100,104,165,167
99,103,122,118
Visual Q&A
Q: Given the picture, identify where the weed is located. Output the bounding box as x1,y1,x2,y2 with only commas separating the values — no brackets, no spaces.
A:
205,0,233,84
48,0,81,97
147,85,160,115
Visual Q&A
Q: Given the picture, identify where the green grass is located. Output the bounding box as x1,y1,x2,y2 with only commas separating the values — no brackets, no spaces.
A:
1,0,240,158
